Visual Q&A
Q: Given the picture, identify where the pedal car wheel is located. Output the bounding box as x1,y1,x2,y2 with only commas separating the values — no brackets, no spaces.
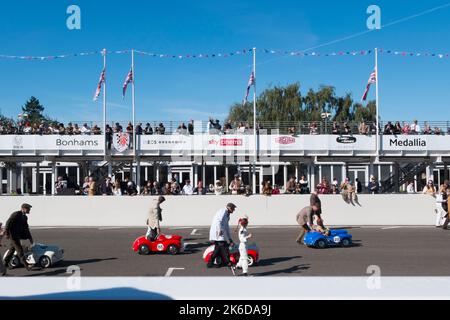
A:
167,244,179,255
9,256,20,269
214,256,222,266
39,255,52,268
315,239,327,249
341,238,352,247
138,244,150,255
247,256,255,267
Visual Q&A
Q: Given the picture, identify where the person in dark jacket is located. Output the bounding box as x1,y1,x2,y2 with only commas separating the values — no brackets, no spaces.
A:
3,203,34,270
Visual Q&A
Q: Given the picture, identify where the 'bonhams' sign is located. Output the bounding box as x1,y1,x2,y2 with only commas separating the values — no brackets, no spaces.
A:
389,138,426,147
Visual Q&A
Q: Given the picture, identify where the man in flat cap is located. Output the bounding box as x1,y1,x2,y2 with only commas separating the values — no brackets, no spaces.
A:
3,203,34,270
208,203,236,270
146,196,165,241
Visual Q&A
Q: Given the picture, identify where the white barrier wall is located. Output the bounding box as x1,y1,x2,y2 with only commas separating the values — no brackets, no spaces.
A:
0,195,436,227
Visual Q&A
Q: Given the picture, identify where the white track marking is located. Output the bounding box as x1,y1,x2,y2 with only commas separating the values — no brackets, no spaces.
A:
190,229,202,235
165,267,185,277
381,226,402,230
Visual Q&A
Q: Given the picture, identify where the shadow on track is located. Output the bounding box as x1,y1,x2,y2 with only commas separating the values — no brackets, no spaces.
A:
257,256,302,267
252,264,310,276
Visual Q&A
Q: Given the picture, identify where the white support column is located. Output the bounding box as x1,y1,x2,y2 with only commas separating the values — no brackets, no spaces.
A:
259,166,263,194
310,164,315,192
145,166,148,182
295,164,299,181
225,166,229,193
214,166,217,185
414,175,418,193
194,165,198,186
202,165,206,185
283,165,287,191
318,165,322,184
272,165,275,187
51,162,56,195
136,158,141,193
369,161,375,178
36,162,40,194
426,165,432,182
342,163,347,181
65,167,69,176
108,161,112,178
77,166,80,187
156,164,160,182
0,165,3,195
42,173,47,196
20,166,24,194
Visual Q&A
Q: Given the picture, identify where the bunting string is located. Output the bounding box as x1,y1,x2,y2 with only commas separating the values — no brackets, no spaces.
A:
0,48,449,61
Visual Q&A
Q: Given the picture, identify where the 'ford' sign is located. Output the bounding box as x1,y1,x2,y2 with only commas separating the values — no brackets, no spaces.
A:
336,136,357,144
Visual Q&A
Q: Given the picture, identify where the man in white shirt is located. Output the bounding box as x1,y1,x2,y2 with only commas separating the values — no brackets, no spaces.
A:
208,203,236,269
80,123,91,135
406,181,415,194
410,120,421,134
182,180,194,195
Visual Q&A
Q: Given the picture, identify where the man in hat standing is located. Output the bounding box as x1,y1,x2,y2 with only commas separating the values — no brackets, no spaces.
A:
208,203,236,271
3,203,35,270
146,196,166,241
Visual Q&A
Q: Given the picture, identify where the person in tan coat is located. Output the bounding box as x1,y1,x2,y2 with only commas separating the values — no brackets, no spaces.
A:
146,196,166,240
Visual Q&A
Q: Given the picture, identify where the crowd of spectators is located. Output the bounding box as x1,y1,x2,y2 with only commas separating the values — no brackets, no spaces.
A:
2,118,449,136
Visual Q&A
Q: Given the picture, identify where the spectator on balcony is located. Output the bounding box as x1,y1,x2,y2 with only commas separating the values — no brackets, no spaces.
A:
331,122,340,135
100,177,113,195
162,182,171,195
422,180,436,195
358,121,369,135
299,175,309,194
105,124,113,150
423,123,432,135
285,176,297,194
50,124,59,134
135,123,143,135
272,184,281,195
176,122,188,134
114,122,123,133
65,123,73,135
317,178,330,194
88,176,97,196
340,177,351,203
331,184,339,194
112,179,122,196
126,122,133,146
92,125,101,135
368,175,380,194
181,180,194,195
23,122,32,134
156,123,165,135
262,181,273,196
223,121,233,134
82,176,89,195
342,122,351,135
406,181,415,194
213,180,224,195
355,178,363,194
144,123,153,135
81,123,91,135
393,121,402,135
435,127,442,135
194,180,207,195
309,122,318,135
152,181,161,195
73,124,81,135
209,118,222,134
288,126,296,136
141,185,151,195
55,176,67,195
229,175,241,195
237,122,247,134
188,119,194,135
401,123,410,135
383,121,394,135
170,178,180,195
57,123,65,135
332,177,339,189
410,120,421,134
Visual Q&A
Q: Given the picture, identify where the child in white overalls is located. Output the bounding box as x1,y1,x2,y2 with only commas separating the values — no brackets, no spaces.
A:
235,217,252,276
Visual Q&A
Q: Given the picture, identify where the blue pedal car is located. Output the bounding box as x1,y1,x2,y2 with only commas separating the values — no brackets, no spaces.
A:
304,229,352,249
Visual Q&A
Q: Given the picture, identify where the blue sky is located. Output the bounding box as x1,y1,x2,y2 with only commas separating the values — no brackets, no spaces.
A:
1,1,450,124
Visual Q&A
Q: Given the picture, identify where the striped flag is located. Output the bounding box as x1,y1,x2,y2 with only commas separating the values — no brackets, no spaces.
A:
361,69,376,101
122,68,133,99
243,71,255,105
93,68,105,101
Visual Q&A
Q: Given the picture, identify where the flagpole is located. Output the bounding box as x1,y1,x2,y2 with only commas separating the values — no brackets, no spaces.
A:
375,47,379,156
252,47,257,194
132,49,136,156
103,48,107,159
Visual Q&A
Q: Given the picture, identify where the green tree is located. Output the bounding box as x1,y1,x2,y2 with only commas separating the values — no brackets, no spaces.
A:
21,96,45,124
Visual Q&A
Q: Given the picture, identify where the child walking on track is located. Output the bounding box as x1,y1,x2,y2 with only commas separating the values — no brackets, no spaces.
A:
233,216,252,276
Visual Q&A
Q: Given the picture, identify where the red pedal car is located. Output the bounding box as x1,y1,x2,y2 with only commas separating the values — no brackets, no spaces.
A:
132,234,184,255
203,243,259,266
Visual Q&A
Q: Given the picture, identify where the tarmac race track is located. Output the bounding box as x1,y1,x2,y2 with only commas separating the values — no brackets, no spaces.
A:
3,226,450,277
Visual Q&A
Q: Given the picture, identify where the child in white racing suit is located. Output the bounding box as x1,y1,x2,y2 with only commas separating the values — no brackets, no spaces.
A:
234,216,252,276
